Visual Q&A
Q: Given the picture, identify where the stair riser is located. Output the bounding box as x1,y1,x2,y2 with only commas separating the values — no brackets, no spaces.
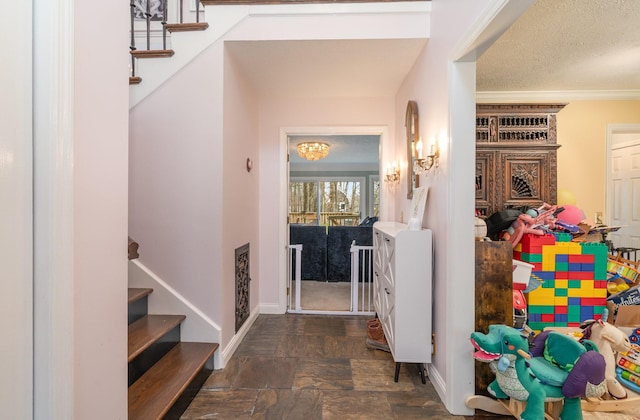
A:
128,295,149,325
128,325,180,386
162,356,215,420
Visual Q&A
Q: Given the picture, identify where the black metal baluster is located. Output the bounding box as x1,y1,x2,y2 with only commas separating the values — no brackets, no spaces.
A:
179,0,184,23
146,0,151,50
196,0,200,23
162,0,168,50
130,2,137,77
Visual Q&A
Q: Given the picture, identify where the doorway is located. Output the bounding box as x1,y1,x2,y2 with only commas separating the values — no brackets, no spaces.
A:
287,133,380,314
606,124,640,249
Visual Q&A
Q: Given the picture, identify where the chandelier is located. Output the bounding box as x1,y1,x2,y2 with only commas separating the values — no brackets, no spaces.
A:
297,142,330,161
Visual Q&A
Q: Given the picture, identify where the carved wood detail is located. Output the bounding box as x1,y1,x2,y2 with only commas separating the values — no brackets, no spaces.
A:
475,104,565,216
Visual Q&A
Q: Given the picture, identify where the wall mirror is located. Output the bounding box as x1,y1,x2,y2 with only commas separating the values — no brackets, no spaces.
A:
405,100,419,199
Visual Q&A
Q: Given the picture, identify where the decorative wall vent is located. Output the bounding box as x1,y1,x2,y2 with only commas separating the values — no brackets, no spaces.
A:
235,243,250,333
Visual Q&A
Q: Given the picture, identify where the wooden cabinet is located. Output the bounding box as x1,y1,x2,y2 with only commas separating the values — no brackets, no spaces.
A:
474,241,514,394
475,103,566,216
373,222,432,381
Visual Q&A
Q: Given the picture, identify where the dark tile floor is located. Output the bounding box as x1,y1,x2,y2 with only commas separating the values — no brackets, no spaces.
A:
181,314,507,419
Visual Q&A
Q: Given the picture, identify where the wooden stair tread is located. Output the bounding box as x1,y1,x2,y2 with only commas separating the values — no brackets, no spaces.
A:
128,288,153,305
130,49,175,59
128,342,218,420
165,22,209,32
128,314,186,362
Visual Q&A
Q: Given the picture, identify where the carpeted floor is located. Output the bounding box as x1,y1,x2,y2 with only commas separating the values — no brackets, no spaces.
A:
290,280,374,312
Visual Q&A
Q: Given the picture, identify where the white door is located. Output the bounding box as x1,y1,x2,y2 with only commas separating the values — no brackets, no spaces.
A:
608,125,640,250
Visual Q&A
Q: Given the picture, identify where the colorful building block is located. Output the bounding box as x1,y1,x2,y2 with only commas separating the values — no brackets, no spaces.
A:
517,234,608,331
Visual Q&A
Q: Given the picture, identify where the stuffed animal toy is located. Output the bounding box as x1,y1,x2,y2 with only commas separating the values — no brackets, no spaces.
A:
471,325,606,420
502,204,558,247
581,316,632,399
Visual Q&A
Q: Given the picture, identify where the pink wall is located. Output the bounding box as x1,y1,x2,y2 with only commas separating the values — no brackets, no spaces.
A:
129,42,225,324
73,0,130,417
222,47,261,345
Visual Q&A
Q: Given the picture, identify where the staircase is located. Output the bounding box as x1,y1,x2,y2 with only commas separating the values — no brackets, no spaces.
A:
128,287,219,419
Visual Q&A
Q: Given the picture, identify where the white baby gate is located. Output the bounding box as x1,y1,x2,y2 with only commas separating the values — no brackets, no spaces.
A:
287,241,375,315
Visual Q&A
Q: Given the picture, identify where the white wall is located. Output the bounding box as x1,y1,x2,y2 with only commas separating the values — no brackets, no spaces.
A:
1,2,33,418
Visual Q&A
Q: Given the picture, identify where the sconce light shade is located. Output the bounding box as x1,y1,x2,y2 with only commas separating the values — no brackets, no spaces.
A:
385,161,400,184
297,142,330,161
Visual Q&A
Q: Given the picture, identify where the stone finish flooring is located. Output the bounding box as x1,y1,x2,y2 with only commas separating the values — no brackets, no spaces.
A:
181,314,497,419
181,314,637,419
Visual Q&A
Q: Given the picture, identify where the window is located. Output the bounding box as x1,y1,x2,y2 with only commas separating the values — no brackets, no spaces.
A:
289,177,368,226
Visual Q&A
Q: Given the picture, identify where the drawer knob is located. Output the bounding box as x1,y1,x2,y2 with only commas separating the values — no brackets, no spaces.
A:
385,287,390,295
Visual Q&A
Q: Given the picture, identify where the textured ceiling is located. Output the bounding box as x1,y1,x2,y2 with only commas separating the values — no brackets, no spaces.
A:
477,0,640,92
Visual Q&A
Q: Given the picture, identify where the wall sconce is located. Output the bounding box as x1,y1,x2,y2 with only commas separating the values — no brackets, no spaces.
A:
414,137,439,174
385,161,400,183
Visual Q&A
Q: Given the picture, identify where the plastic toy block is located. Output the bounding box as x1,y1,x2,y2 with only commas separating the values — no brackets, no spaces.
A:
513,250,522,261
568,287,586,297
555,262,569,272
595,280,608,289
555,306,568,314
528,322,545,331
528,313,541,322
556,271,569,279
532,271,553,280
581,270,594,280
555,314,568,323
568,297,581,305
529,245,542,254
532,263,543,271
569,254,594,263
555,297,568,306
566,243,582,254
582,297,607,306
594,269,608,281
594,288,607,298
556,254,569,263
581,306,594,316
568,313,582,323
568,263,582,271
568,280,582,288
568,271,586,280
555,279,568,288
555,289,568,298
528,294,556,306
582,263,595,272
568,322,581,327
554,232,572,242
521,252,542,263
541,279,555,288
514,243,522,252
593,306,605,315
541,314,555,322
528,305,555,314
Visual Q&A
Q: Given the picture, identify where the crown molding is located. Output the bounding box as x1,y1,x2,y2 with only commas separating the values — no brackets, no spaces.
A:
477,89,640,103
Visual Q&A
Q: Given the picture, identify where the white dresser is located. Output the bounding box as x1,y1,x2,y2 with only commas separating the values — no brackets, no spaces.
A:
373,221,432,382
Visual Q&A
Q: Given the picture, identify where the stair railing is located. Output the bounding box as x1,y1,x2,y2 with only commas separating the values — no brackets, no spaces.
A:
129,0,208,84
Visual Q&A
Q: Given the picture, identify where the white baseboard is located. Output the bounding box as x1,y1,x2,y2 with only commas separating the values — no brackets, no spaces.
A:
427,364,447,406
220,307,260,366
259,303,286,314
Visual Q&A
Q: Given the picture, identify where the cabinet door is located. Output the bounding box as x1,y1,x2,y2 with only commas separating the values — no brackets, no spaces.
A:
501,150,556,210
476,150,497,216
